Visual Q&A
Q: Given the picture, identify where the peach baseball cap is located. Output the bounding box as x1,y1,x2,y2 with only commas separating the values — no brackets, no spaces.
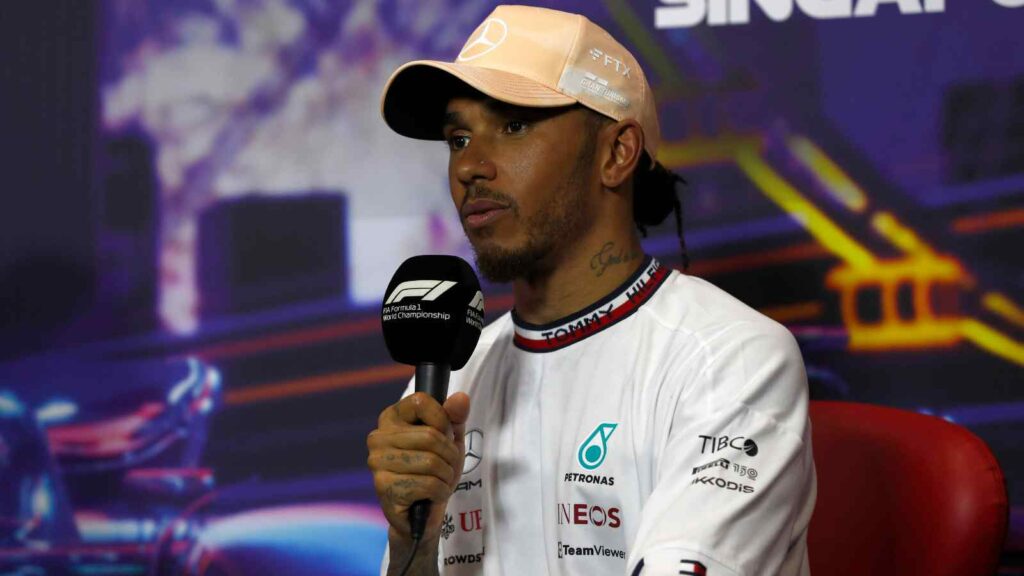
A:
380,4,661,161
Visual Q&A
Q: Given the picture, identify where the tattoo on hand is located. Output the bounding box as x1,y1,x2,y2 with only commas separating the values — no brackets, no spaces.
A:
394,478,417,500
590,242,641,277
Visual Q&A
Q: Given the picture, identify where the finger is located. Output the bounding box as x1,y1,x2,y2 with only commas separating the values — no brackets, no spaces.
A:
377,403,400,429
395,393,453,435
368,449,456,486
368,427,461,468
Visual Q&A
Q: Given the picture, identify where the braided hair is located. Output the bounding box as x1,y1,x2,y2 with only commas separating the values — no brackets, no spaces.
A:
580,107,689,269
633,153,690,270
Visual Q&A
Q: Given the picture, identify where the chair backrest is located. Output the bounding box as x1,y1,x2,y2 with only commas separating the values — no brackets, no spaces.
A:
808,401,1008,576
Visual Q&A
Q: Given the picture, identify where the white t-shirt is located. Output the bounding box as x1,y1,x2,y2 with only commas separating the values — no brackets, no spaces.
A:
382,257,816,575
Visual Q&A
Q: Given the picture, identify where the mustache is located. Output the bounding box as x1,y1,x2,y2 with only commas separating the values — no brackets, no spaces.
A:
461,186,517,212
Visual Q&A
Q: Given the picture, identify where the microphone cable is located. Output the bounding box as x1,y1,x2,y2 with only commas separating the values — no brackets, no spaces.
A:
397,533,421,576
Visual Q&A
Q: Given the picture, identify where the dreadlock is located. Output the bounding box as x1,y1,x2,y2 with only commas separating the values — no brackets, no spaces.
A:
633,152,689,270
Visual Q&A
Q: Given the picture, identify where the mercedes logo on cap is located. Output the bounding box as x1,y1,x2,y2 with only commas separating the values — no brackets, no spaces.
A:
457,18,508,62
462,429,483,474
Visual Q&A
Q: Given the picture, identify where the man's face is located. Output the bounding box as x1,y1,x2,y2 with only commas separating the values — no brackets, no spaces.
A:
442,95,599,282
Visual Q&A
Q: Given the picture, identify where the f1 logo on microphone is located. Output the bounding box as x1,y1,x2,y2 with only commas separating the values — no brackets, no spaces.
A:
468,291,484,313
385,280,457,304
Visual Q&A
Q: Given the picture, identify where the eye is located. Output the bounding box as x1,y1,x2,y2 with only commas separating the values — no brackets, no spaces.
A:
447,134,470,151
505,120,527,134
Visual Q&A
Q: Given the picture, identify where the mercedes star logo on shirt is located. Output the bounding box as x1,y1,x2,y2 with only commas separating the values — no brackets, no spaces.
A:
462,429,483,474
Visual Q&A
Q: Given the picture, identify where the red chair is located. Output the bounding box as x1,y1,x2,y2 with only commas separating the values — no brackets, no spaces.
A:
808,401,1008,576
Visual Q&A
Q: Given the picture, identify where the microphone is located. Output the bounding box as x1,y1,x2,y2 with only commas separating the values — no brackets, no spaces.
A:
381,255,484,541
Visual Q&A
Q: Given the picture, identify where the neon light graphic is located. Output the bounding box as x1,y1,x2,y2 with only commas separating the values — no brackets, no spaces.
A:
655,132,1023,366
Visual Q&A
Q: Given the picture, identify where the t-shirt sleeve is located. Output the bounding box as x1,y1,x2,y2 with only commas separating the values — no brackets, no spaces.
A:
627,321,816,576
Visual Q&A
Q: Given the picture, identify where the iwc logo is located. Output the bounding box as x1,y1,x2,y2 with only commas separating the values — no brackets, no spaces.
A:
462,429,483,474
577,422,617,470
457,18,508,62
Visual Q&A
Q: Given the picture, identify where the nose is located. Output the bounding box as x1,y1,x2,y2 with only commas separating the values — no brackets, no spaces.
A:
454,142,497,187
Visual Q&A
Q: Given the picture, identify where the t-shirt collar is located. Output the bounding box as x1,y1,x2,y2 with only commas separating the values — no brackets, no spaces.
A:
512,256,669,353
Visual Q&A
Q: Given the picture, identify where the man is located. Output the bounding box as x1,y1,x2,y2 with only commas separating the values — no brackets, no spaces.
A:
367,5,815,575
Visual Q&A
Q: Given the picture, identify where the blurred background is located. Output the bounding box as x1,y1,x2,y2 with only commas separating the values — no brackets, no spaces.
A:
0,0,1021,574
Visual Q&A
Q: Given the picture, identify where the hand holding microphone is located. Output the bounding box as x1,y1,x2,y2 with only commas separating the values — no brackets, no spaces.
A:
366,255,483,573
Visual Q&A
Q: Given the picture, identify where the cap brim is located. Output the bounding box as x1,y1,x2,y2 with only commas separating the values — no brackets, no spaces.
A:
381,61,577,141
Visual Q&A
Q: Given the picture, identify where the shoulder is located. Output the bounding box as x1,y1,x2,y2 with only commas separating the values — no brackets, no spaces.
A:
642,271,807,431
642,270,800,362
643,271,790,338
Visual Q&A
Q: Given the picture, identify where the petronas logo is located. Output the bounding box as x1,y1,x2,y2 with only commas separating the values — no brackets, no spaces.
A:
577,423,618,470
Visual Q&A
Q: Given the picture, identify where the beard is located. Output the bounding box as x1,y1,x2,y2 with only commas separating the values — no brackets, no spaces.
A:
466,147,594,283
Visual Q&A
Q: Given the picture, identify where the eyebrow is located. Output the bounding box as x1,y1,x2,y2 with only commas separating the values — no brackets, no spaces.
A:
444,95,524,128
442,110,463,129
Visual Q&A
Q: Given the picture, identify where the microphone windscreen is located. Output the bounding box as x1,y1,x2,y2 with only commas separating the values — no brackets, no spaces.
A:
381,255,484,370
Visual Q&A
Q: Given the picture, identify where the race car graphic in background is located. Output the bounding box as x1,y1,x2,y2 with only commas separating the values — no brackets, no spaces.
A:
0,355,386,575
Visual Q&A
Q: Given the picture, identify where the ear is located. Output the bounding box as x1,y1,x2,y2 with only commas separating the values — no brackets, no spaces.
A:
599,119,644,190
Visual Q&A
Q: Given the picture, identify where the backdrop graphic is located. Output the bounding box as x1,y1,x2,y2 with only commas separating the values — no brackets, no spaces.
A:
1,0,1022,574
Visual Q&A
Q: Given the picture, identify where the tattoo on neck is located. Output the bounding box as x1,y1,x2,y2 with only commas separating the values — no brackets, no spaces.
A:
590,242,641,277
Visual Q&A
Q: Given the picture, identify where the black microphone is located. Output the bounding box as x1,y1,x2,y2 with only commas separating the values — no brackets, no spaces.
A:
381,255,484,541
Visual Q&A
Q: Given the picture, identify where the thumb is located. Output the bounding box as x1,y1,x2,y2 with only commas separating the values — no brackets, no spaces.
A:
444,392,471,428
444,392,472,489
